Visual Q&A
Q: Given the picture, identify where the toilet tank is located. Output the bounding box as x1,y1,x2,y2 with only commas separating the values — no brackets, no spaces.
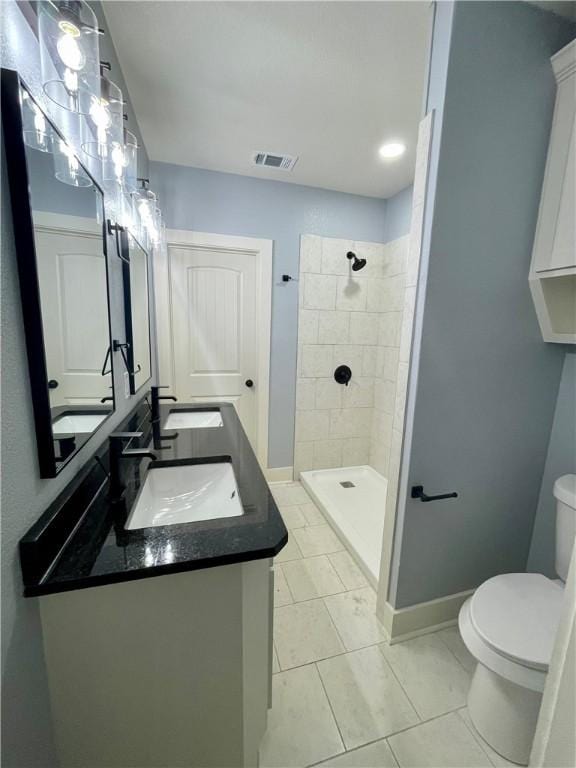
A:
554,474,576,581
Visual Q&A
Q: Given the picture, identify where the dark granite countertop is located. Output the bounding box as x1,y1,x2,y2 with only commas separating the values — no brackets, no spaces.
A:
20,400,287,596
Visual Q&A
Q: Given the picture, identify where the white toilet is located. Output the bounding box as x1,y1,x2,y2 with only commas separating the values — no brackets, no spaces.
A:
459,474,576,765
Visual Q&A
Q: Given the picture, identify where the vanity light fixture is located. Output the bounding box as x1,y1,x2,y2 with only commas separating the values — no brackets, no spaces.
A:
122,128,139,191
53,137,92,187
103,126,138,189
118,187,136,232
378,141,406,159
149,206,163,249
159,218,167,253
81,64,124,162
20,88,54,153
39,0,101,115
131,180,157,248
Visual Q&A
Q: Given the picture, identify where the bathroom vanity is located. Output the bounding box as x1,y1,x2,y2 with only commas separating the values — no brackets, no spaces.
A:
20,400,287,768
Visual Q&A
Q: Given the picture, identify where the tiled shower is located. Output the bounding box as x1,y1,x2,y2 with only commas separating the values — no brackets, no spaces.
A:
294,233,409,479
293,114,432,583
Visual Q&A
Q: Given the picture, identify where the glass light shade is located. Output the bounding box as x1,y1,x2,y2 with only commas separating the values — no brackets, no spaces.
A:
131,187,157,248
39,0,101,115
81,75,123,161
159,219,167,253
121,129,138,192
102,127,138,190
54,137,92,187
147,206,162,249
20,88,54,153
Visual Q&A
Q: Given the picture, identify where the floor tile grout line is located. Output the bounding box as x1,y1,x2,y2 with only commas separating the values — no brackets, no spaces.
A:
284,552,349,597
275,561,297,604
375,642,422,724
273,596,346,672
435,628,476,676
273,635,394,673
306,734,400,768
280,580,348,604
301,683,474,766
274,639,476,726
320,595,352,652
385,708,475,744
314,661,348,759
326,548,368,592
455,708,501,767
270,481,485,767
275,603,435,674
272,635,280,673
386,735,402,767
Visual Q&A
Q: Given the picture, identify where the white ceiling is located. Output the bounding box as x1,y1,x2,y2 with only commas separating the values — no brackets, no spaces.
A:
103,1,430,199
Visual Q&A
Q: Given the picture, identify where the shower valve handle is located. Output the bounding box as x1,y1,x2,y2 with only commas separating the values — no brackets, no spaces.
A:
334,365,352,386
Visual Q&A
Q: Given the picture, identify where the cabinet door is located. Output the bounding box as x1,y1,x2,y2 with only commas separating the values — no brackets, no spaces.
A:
534,75,576,274
549,118,575,271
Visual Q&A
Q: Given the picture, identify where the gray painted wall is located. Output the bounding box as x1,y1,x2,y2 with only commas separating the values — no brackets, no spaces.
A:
150,161,413,467
391,1,574,608
0,2,151,765
528,352,576,577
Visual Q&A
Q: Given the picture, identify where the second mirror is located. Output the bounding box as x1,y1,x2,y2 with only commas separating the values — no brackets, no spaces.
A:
121,231,152,394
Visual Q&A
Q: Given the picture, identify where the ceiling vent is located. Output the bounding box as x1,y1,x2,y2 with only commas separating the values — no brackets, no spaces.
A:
252,151,298,171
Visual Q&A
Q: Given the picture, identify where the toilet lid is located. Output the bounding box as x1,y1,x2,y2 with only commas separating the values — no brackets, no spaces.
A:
470,574,564,671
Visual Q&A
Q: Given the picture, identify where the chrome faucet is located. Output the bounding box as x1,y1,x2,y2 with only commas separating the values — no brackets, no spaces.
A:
108,432,157,502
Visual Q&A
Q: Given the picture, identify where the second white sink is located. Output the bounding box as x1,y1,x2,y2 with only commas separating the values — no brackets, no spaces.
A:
126,461,243,530
53,413,107,435
164,410,223,430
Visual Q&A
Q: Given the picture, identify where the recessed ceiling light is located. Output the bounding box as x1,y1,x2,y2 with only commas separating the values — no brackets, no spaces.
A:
379,142,406,159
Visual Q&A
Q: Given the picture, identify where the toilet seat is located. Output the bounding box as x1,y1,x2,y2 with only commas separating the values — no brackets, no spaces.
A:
470,573,564,671
459,574,564,693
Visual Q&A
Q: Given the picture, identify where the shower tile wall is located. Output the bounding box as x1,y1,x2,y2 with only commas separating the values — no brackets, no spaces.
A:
294,235,407,478
369,235,409,477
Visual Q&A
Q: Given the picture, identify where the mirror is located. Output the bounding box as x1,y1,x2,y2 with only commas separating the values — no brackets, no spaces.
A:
121,231,152,394
1,70,114,477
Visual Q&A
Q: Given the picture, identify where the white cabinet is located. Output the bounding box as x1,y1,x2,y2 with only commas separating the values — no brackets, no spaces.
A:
529,39,576,343
40,560,273,768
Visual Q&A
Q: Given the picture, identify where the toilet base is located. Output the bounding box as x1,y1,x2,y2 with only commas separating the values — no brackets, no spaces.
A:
468,662,542,765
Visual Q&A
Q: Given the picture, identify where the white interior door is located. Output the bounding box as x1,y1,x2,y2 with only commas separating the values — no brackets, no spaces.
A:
168,244,259,447
35,227,111,406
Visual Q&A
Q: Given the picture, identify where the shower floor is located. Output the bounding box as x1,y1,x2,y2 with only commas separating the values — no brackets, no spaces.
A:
300,465,387,586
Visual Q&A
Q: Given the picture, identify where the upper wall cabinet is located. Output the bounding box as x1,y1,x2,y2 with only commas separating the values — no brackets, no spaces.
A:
529,40,576,344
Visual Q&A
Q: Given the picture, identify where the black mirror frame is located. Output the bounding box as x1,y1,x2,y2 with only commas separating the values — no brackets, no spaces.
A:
1,68,115,478
119,229,153,396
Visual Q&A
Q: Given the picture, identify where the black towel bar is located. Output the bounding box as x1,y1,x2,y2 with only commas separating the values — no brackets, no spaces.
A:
411,485,458,503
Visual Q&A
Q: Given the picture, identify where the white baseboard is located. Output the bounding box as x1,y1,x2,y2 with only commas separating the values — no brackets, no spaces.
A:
265,467,294,483
378,589,474,644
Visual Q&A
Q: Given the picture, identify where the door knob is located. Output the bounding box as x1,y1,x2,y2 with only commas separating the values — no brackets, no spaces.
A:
245,379,254,388
48,379,59,389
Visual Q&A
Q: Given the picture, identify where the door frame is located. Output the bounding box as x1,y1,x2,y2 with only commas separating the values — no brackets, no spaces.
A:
154,229,273,471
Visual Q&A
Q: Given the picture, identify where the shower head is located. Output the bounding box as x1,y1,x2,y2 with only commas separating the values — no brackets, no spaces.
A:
347,251,367,272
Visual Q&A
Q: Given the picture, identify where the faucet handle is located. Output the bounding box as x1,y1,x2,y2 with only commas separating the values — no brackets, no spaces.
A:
151,385,178,402
110,431,144,441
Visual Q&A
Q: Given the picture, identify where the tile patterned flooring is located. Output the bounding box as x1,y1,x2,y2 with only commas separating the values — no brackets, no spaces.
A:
260,482,515,768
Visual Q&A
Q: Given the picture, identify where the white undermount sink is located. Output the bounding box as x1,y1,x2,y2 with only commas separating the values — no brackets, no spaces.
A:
164,410,223,430
52,413,107,435
125,461,243,530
